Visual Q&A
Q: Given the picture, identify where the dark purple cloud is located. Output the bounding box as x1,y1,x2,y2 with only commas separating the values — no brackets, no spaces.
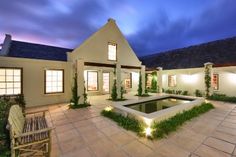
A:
0,0,236,56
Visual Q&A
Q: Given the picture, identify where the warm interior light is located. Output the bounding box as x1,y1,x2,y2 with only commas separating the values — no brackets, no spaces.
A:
104,106,113,111
143,118,152,126
145,127,152,137
205,99,209,103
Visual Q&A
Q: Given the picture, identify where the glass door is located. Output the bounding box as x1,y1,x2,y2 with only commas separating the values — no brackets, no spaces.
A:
103,73,110,93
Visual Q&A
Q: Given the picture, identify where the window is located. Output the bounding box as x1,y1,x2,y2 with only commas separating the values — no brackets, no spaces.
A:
0,68,22,95
168,75,176,87
146,74,152,89
87,71,98,91
212,74,219,90
103,73,110,93
124,73,132,89
108,42,117,61
45,69,64,94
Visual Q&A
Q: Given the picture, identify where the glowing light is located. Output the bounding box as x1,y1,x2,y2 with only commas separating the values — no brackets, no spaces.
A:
205,99,209,103
145,127,152,137
104,106,113,111
143,118,152,126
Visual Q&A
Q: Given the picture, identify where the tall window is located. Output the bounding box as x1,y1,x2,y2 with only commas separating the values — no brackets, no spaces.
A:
45,69,64,94
108,42,117,61
168,75,177,87
87,71,98,91
103,73,110,93
124,73,132,89
0,68,22,95
212,74,219,90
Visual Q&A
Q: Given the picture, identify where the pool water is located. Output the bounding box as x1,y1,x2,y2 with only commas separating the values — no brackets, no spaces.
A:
125,97,193,114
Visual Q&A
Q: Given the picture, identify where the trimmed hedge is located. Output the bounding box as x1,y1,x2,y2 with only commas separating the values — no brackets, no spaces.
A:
208,93,236,103
152,103,214,138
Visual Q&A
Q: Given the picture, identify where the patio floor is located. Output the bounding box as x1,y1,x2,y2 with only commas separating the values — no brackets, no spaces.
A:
26,94,236,157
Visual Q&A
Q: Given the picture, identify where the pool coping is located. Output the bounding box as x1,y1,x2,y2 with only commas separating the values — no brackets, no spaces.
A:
111,94,205,125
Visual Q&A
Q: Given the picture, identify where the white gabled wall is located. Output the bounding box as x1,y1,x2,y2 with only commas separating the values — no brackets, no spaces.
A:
69,19,141,67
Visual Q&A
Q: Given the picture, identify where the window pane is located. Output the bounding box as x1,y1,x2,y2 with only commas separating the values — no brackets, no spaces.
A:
14,88,21,94
88,71,98,91
108,43,117,60
0,69,5,75
6,69,13,75
0,68,22,95
45,70,64,93
6,88,13,94
0,83,5,88
14,69,21,76
0,75,5,82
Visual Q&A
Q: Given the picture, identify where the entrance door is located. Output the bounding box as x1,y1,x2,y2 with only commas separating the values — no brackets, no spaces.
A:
103,73,110,93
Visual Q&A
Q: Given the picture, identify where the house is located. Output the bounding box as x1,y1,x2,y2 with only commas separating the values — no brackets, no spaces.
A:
0,18,146,107
141,36,236,96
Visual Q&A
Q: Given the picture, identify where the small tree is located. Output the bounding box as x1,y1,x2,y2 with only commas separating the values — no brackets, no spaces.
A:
120,85,125,100
151,71,157,91
70,73,80,106
111,79,118,100
205,65,211,97
15,94,26,114
83,84,88,104
137,72,142,96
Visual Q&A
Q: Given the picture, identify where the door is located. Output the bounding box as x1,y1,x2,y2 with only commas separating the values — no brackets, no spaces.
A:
103,73,110,93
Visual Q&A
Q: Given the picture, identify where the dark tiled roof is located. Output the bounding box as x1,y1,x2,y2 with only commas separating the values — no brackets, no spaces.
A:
140,36,236,70
8,40,73,61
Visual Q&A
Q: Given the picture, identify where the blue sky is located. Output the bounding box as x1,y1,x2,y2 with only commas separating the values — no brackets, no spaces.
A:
1,0,236,56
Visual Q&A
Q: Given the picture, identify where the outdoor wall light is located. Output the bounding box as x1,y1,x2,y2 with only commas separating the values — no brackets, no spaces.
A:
104,106,113,111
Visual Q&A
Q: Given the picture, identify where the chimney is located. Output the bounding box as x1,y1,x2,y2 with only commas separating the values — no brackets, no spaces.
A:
0,34,12,56
107,18,116,23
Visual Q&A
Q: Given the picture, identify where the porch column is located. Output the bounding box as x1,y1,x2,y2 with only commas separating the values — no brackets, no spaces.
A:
116,63,121,99
98,70,103,94
204,62,213,97
157,67,163,93
77,59,84,104
141,65,146,94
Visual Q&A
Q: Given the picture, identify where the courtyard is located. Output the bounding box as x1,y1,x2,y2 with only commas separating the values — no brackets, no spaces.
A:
26,94,236,157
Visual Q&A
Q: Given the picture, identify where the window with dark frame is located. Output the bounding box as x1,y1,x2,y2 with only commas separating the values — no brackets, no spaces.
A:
87,71,98,91
108,42,117,61
45,69,64,94
124,73,132,89
212,74,219,90
0,68,22,95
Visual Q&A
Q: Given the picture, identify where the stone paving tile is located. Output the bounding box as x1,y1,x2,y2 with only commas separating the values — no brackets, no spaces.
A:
109,131,135,147
216,125,236,136
60,147,94,157
156,142,191,157
59,136,85,154
203,137,235,154
122,140,153,157
57,129,79,143
100,125,122,136
194,144,231,157
211,130,236,144
220,121,236,129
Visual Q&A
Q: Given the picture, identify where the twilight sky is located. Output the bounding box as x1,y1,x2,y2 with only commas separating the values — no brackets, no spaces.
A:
1,0,236,56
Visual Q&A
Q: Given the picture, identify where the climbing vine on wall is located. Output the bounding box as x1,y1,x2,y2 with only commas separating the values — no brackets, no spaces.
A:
204,65,211,97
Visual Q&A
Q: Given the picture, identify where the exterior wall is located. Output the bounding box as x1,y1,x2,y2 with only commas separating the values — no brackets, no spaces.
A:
160,66,236,96
0,56,72,107
68,19,141,67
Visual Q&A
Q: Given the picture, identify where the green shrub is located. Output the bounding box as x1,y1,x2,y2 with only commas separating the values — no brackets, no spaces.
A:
137,72,143,96
208,93,236,103
70,73,80,106
195,89,203,97
151,71,157,91
111,79,118,101
182,91,188,95
101,110,145,136
152,103,214,138
14,94,26,114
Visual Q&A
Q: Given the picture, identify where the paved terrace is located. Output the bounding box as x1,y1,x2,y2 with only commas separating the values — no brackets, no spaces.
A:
27,94,236,157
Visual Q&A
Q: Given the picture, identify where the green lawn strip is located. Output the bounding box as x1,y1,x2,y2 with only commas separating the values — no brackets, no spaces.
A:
69,103,91,109
101,110,146,136
152,103,214,139
208,93,236,103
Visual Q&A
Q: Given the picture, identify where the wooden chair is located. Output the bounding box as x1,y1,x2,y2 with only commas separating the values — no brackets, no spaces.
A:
8,105,53,157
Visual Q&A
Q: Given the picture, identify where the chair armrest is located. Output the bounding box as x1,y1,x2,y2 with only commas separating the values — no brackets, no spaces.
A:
25,109,48,116
14,127,55,138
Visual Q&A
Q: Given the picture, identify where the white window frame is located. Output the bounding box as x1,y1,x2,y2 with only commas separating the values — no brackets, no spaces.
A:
87,71,98,91
168,75,177,87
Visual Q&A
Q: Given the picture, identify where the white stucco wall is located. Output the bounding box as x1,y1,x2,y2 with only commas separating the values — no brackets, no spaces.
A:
0,56,72,107
161,66,236,96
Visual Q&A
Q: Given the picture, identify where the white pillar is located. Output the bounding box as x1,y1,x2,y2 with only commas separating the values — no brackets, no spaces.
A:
116,63,121,99
98,70,103,94
77,59,84,104
141,65,146,94
157,67,163,93
204,62,213,97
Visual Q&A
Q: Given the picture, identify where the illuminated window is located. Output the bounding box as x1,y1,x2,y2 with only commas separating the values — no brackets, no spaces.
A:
168,75,176,87
45,69,64,94
146,74,152,88
108,43,117,61
103,73,110,93
87,71,98,91
212,74,219,90
124,73,132,89
0,68,22,95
